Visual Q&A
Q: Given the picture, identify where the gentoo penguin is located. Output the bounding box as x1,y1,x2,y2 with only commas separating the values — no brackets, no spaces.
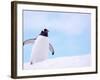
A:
23,29,54,64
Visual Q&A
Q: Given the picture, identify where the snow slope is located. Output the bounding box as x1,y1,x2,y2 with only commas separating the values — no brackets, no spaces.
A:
24,54,91,70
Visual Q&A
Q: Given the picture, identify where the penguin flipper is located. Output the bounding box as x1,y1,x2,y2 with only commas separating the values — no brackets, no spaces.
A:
49,43,55,55
23,38,36,45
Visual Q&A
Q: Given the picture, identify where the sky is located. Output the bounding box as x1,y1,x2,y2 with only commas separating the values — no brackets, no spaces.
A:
23,10,91,63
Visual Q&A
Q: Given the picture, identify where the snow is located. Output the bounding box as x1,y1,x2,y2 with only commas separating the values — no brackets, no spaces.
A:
23,54,91,70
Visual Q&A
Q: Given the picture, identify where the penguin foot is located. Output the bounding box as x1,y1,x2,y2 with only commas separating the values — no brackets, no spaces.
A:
30,62,33,65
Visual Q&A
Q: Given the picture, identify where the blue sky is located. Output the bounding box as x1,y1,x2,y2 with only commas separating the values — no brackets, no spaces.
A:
23,10,91,63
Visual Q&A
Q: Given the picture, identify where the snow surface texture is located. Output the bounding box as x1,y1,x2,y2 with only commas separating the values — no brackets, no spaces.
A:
24,54,91,70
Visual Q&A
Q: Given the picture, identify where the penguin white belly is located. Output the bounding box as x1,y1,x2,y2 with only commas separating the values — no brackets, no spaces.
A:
30,36,49,64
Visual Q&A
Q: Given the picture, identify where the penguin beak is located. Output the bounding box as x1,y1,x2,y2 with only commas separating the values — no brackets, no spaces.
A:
46,30,49,32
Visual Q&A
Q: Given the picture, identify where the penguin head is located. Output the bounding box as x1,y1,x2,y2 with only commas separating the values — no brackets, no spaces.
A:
40,29,49,37
44,28,49,32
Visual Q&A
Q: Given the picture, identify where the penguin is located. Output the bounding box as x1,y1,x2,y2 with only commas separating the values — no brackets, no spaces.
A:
23,29,55,65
